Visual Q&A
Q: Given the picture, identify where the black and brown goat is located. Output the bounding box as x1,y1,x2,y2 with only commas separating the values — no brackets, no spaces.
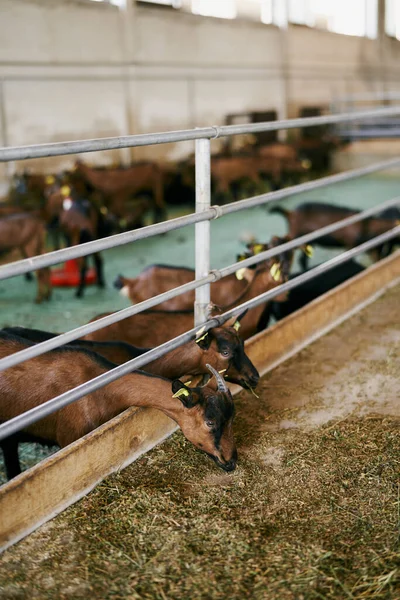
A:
4,317,259,391
270,202,400,270
0,332,237,479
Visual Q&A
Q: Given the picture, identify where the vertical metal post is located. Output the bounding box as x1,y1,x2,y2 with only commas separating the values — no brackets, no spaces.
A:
195,137,211,326
0,79,14,182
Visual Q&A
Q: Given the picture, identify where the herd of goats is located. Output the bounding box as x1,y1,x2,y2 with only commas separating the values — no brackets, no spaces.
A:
0,147,399,482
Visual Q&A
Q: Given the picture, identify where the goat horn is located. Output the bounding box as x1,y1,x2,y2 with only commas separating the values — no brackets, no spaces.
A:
213,313,233,327
206,363,228,393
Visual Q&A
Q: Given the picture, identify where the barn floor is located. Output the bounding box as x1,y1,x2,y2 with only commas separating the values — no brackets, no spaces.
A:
0,171,400,482
0,282,399,599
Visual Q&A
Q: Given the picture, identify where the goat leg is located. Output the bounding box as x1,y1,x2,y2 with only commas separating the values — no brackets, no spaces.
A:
76,257,88,298
0,436,22,480
94,253,105,288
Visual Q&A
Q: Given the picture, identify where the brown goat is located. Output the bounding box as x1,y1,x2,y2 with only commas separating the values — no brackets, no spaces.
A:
114,236,293,312
10,172,56,208
2,327,145,366
44,185,108,297
5,319,259,391
0,213,51,303
258,143,298,162
86,258,287,345
74,160,166,224
0,333,237,477
270,202,400,270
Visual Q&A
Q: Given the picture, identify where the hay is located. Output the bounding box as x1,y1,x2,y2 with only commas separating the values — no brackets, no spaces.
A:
0,282,399,599
0,414,399,599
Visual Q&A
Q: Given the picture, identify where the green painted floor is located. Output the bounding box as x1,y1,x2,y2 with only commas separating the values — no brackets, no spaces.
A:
0,173,399,332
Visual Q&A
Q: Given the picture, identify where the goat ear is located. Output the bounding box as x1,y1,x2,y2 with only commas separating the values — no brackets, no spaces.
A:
235,267,254,282
171,381,196,408
235,308,248,323
224,308,249,330
195,326,212,350
270,263,282,282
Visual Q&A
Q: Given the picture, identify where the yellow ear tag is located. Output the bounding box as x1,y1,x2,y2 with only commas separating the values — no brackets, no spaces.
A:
196,333,208,344
233,321,241,332
172,387,190,399
100,206,108,215
253,244,264,255
195,326,208,344
61,185,71,198
270,263,281,282
45,175,55,185
304,245,314,258
301,159,312,170
236,268,246,281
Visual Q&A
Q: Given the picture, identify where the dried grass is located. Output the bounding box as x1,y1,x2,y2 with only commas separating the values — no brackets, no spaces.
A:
0,414,399,600
0,282,399,599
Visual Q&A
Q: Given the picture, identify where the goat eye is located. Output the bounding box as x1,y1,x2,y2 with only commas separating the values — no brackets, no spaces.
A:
205,420,214,429
221,349,230,357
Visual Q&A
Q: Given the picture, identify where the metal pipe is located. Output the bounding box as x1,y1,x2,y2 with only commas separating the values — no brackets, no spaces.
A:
219,156,400,216
218,196,400,275
218,107,400,137
0,208,217,280
195,137,211,326
1,107,400,162
0,194,398,374
0,127,216,162
0,320,217,442
0,271,217,373
220,225,400,321
0,225,398,443
1,156,400,280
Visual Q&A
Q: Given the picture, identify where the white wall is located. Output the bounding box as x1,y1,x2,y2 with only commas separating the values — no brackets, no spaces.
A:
0,0,399,179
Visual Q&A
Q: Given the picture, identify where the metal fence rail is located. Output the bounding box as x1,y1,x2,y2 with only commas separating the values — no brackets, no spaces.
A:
1,106,400,162
0,194,399,374
0,224,398,443
1,155,400,281
0,106,399,455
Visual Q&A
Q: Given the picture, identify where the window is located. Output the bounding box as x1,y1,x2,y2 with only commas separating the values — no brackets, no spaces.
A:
90,0,126,6
139,0,182,6
192,0,237,19
287,0,378,38
90,0,182,6
89,0,126,6
386,0,400,39
241,0,287,27
260,0,272,24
